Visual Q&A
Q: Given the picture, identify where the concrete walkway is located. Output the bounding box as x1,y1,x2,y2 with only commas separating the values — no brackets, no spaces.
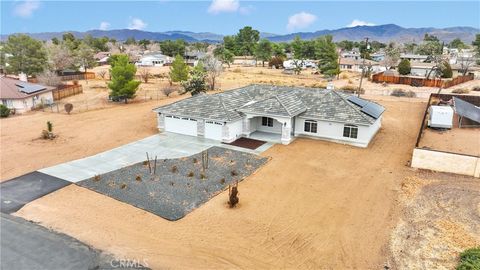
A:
39,132,274,183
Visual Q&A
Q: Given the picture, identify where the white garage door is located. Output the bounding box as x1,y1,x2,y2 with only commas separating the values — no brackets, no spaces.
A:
164,116,197,136
204,121,223,140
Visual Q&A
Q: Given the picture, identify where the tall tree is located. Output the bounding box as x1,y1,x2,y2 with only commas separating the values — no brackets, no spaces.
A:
169,55,189,83
315,35,339,77
46,42,74,73
213,45,234,67
108,54,140,103
75,42,96,74
4,34,47,76
201,55,223,90
383,42,401,69
223,35,238,55
292,36,304,59
236,26,260,56
255,39,272,67
159,40,186,57
449,38,466,49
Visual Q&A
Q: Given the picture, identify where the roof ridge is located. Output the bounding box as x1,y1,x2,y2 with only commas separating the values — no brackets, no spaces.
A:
330,90,374,124
274,95,292,116
217,95,231,121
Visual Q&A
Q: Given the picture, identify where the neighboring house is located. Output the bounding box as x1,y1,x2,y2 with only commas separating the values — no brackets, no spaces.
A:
233,56,257,66
371,52,386,62
339,58,386,73
0,76,54,113
153,84,384,148
94,52,111,65
400,53,428,62
341,49,361,60
184,50,206,66
409,62,479,78
135,52,172,67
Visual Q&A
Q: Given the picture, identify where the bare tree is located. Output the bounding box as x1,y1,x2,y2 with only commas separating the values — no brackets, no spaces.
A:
162,87,176,97
458,55,475,76
146,43,160,52
138,68,151,83
201,55,223,90
37,70,62,87
97,70,107,80
384,43,401,69
46,42,74,73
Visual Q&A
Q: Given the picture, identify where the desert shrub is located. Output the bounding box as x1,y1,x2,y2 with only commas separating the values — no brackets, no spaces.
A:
268,56,284,69
391,89,417,97
232,68,242,73
340,85,365,94
440,62,453,78
398,59,411,75
41,121,55,140
341,73,349,79
228,185,239,208
348,79,353,84
457,247,480,270
219,178,225,184
472,86,480,92
192,158,198,164
231,170,238,176
93,175,101,181
135,175,142,181
64,103,73,114
187,172,194,177
162,87,176,97
200,173,206,179
120,183,127,189
452,88,470,94
0,104,10,118
171,165,178,173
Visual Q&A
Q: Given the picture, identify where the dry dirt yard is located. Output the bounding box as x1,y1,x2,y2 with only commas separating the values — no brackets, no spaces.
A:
14,99,432,269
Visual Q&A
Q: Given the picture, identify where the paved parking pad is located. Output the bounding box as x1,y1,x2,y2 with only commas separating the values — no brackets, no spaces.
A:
39,133,274,183
1,214,150,270
0,172,70,214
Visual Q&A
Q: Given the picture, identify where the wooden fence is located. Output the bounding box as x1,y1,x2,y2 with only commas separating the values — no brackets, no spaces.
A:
52,85,83,100
29,72,96,83
371,72,474,88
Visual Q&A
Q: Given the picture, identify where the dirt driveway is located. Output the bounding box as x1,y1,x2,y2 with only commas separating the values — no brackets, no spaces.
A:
15,99,426,269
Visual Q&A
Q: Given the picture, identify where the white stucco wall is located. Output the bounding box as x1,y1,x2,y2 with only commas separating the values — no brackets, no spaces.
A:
3,91,54,114
225,119,243,142
249,116,289,134
412,148,480,178
294,116,381,147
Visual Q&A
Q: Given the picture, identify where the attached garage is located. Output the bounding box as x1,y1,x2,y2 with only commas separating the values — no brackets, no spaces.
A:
204,121,223,140
164,115,197,136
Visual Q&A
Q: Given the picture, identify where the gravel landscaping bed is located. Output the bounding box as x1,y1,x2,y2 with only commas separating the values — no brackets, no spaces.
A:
78,146,268,220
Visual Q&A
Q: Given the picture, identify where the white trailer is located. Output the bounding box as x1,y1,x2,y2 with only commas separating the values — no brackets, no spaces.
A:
428,105,454,129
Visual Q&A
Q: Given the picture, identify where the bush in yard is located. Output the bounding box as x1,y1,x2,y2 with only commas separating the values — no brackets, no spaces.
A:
440,61,453,78
398,59,411,75
268,56,284,69
41,121,55,140
457,247,480,270
64,103,73,114
452,88,470,94
108,54,141,103
181,63,207,96
0,104,10,118
473,86,480,92
391,89,417,97
228,184,239,208
340,85,365,94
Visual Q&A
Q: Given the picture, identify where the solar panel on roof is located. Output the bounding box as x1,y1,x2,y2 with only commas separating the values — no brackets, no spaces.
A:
361,102,385,119
15,82,46,94
347,95,369,107
454,97,480,123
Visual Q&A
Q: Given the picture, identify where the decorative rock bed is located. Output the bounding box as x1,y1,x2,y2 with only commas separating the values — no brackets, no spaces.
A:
77,147,268,221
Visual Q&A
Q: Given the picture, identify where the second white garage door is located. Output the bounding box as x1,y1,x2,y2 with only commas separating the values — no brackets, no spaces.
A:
164,116,197,136
204,121,223,140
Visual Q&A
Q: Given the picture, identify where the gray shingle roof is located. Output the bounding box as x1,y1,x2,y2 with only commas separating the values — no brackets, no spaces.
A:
153,84,383,126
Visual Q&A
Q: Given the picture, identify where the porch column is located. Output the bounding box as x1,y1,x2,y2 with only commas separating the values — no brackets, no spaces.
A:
157,113,165,131
242,117,251,136
281,120,293,145
221,123,230,142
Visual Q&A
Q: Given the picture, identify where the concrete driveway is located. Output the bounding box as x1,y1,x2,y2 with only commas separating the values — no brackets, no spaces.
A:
39,132,273,183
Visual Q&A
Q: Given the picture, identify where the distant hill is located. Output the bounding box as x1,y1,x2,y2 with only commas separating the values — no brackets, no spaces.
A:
2,24,478,43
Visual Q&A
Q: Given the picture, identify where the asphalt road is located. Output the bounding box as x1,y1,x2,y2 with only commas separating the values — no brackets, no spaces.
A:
0,172,70,214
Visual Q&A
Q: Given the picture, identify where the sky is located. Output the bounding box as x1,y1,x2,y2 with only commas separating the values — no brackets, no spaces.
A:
1,0,479,35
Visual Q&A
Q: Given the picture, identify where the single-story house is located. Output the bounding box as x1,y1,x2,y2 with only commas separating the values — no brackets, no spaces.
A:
233,56,257,66
339,58,386,73
135,52,172,67
184,50,206,67
94,52,111,65
409,62,479,78
400,53,428,62
153,84,385,148
0,76,55,113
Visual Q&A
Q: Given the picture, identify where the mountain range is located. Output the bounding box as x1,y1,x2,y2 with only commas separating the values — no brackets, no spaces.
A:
1,24,478,43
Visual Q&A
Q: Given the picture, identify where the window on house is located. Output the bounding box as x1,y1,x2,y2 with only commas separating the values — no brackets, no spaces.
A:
261,117,273,127
2,100,13,108
343,124,358,139
304,120,317,133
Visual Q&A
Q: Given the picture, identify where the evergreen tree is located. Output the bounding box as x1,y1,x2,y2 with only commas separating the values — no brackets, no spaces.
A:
315,35,339,77
440,61,453,78
255,39,272,67
213,46,234,67
236,26,260,56
398,59,411,75
4,34,48,76
169,55,189,82
108,54,140,103
75,42,96,74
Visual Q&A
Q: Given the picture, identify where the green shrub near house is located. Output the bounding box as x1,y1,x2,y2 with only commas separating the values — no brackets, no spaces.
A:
398,59,411,75
441,62,453,78
0,104,10,118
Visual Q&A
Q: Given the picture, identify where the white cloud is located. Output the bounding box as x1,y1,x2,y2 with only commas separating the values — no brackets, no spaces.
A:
13,0,40,18
346,19,376,28
128,18,147,30
287,12,317,32
99,22,111,30
208,0,240,14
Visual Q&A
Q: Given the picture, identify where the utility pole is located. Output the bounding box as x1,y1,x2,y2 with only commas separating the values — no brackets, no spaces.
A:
358,37,369,97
